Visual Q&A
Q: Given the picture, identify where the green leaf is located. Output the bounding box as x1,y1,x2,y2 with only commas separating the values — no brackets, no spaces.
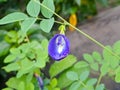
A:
49,55,77,78
95,84,105,90
35,55,46,68
66,71,78,81
79,71,89,81
115,72,120,83
57,65,89,89
0,30,7,40
40,18,54,33
50,78,57,88
32,40,48,61
26,83,34,90
86,78,97,86
21,18,36,34
18,81,25,90
100,63,109,76
83,54,94,63
54,88,60,90
69,81,81,90
18,43,30,53
27,0,40,17
103,46,112,62
41,0,55,18
81,86,94,90
5,30,18,43
90,63,99,71
0,12,28,25
41,39,48,52
74,61,89,69
109,56,119,69
2,88,13,90
0,41,10,57
92,51,102,62
113,41,120,55
3,62,20,72
19,18,36,42
75,0,81,6
6,77,20,89
115,66,120,74
17,58,35,78
4,54,16,63
26,72,33,83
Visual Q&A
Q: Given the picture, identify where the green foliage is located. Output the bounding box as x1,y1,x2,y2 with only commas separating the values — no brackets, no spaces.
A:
79,70,89,81
69,81,81,90
0,12,28,25
47,78,60,90
86,78,97,86
95,84,105,90
3,39,49,79
49,55,77,78
0,41,10,57
21,18,36,34
1,0,120,90
66,71,78,81
57,60,89,89
41,0,55,18
40,18,54,33
4,76,34,90
92,51,102,63
74,61,89,69
27,0,40,17
83,53,94,63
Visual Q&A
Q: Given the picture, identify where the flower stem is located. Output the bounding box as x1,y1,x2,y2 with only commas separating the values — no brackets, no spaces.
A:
80,80,87,88
35,1,120,60
96,74,103,87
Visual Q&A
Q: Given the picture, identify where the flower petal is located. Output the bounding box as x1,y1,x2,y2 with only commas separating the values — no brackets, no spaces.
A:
48,34,70,60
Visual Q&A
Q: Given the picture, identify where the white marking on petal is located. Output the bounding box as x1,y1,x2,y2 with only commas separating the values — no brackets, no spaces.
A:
56,36,65,54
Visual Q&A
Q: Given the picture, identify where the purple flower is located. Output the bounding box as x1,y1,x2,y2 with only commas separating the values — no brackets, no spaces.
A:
37,76,44,90
34,73,44,90
48,34,70,60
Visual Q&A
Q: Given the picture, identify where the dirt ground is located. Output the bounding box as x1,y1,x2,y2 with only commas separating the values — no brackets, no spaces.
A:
66,6,120,90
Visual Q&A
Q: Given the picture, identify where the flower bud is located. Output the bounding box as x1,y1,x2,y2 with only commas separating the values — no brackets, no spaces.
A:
35,73,44,90
48,34,70,60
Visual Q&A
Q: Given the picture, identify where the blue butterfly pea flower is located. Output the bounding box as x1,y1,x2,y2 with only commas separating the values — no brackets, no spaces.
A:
48,34,70,60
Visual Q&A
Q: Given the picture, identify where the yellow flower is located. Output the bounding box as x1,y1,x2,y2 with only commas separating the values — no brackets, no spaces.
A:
69,13,77,31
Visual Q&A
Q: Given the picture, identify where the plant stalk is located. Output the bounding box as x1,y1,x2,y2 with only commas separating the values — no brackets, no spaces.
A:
96,74,103,87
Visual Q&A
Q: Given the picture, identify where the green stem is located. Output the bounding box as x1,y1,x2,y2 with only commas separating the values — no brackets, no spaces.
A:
80,81,87,88
37,17,64,25
36,1,120,60
25,35,30,43
96,74,103,87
